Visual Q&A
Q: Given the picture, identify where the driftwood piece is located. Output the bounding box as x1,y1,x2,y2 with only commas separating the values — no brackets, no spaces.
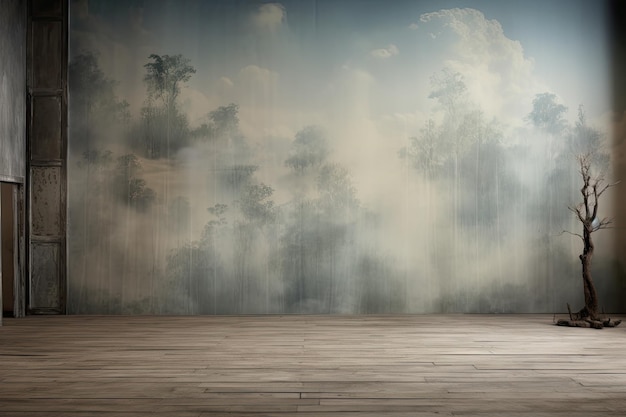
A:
585,319,604,329
557,302,622,329
556,317,621,329
603,318,622,328
557,319,590,328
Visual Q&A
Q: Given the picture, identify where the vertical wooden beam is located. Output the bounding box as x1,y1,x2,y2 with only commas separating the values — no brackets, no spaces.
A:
0,187,3,324
26,0,67,314
1,183,22,318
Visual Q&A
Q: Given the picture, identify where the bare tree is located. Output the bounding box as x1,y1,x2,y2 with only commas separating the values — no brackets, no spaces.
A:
558,152,621,328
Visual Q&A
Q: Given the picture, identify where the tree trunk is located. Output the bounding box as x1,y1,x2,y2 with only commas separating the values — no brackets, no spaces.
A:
579,227,599,320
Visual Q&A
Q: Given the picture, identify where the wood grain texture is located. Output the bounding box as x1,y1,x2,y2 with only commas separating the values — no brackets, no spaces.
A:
0,314,625,416
0,0,27,182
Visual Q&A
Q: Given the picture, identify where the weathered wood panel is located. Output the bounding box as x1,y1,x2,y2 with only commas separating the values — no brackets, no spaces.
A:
31,21,62,90
0,315,625,416
0,0,26,182
27,0,67,314
0,188,2,324
31,96,62,160
30,166,62,236
1,185,15,317
29,242,60,310
30,0,63,17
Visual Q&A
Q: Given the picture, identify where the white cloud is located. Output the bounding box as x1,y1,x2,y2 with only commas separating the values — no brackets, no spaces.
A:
232,65,282,139
379,110,432,140
237,64,279,92
370,44,399,59
179,88,213,126
219,76,234,89
408,22,419,30
252,3,285,32
419,8,544,128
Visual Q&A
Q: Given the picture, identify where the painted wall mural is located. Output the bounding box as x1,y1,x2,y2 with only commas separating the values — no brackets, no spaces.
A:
68,0,625,314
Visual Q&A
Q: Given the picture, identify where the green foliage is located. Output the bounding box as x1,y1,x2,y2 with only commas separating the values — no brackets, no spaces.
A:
69,52,130,151
458,110,501,146
116,153,142,180
316,163,359,217
208,103,240,139
428,68,467,118
78,149,113,170
203,204,229,238
237,183,276,224
114,153,156,211
219,165,258,191
568,105,609,170
140,54,195,158
400,119,445,179
285,126,329,173
165,242,217,314
139,104,191,158
527,92,568,135
70,52,129,119
144,54,196,107
208,203,228,219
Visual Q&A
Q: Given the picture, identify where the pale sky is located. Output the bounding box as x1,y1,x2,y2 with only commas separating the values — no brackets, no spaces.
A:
71,0,612,145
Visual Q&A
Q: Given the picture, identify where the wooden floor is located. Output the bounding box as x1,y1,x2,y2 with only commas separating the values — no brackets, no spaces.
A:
1,315,625,416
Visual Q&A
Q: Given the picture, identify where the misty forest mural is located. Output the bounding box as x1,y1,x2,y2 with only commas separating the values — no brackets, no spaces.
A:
68,0,625,314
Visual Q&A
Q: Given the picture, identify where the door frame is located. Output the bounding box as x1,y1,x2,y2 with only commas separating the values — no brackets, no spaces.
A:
0,179,26,319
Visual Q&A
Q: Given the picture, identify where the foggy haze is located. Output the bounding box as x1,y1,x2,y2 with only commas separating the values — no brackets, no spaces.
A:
67,0,624,314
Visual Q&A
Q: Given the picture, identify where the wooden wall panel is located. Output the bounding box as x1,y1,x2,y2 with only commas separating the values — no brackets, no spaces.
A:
2,185,16,316
30,167,62,236
31,96,62,160
31,21,62,90
27,0,67,314
0,0,27,182
30,0,62,17
30,243,61,311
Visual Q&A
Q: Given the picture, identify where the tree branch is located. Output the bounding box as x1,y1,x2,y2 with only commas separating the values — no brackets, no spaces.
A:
592,217,615,232
560,230,584,241
568,204,586,223
596,180,621,198
591,182,599,221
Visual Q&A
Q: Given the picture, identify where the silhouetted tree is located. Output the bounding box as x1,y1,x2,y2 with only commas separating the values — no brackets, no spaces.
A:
208,103,240,140
568,106,609,167
218,165,258,193
526,93,571,309
429,68,467,119
527,92,568,136
237,183,276,225
69,52,130,152
316,163,359,220
144,54,196,112
559,152,621,328
399,119,445,180
114,154,156,211
285,126,329,174
140,54,196,158
428,69,471,310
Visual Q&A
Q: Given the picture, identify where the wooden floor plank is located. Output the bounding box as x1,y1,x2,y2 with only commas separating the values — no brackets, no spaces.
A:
0,314,625,416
